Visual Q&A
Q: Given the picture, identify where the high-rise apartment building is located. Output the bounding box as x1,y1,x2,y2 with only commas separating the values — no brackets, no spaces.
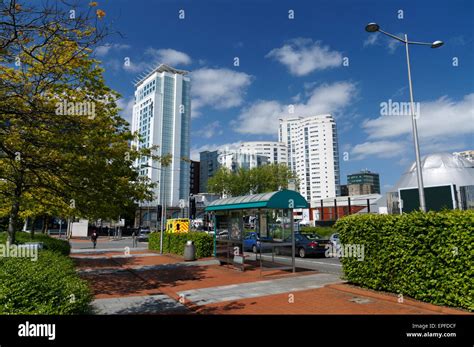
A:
190,160,200,195
279,114,340,202
199,151,220,193
199,148,268,193
240,141,288,164
131,64,191,207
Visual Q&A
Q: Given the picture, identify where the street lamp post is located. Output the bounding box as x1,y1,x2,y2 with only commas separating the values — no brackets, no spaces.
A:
365,23,443,212
141,164,168,254
159,166,166,255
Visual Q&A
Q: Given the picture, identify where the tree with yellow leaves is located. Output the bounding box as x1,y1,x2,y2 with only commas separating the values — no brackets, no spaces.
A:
0,1,159,243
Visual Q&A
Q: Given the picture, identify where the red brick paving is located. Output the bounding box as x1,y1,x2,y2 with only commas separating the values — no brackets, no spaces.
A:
143,265,316,300
74,257,119,269
192,285,468,315
80,258,315,300
75,252,471,315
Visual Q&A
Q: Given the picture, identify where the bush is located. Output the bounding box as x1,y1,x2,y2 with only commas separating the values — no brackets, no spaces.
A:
335,210,474,311
0,250,92,314
0,232,71,256
149,232,213,258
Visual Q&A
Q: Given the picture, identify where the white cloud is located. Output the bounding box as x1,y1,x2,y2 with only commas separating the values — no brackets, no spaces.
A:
117,96,134,123
195,121,222,139
351,140,407,160
387,36,402,54
190,142,242,161
350,93,474,160
121,48,191,73
123,60,145,73
191,68,253,117
233,100,286,135
145,48,191,66
362,32,404,54
363,33,379,47
233,81,357,135
95,43,130,57
266,38,342,76
363,94,474,140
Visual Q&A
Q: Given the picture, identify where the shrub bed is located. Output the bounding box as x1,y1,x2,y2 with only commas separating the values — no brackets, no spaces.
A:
335,210,474,311
149,232,213,258
0,232,71,256
0,250,92,314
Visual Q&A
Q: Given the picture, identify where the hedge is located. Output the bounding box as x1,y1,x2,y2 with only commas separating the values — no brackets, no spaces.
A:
0,250,92,314
149,232,213,258
0,232,71,256
335,210,474,311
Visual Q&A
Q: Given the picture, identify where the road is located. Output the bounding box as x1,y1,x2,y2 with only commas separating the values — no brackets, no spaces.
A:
244,252,343,276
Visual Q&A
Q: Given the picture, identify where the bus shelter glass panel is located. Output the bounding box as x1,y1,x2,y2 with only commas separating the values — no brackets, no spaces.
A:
255,209,295,272
215,211,244,270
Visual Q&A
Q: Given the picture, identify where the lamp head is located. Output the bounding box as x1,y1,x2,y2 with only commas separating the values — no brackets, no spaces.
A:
431,40,444,48
365,23,380,33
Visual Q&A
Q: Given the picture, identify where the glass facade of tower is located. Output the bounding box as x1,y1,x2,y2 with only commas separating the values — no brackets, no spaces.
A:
159,76,175,204
179,80,191,200
132,65,191,208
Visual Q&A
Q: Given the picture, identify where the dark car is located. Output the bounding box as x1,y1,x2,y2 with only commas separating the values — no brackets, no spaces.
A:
276,232,331,258
243,232,274,253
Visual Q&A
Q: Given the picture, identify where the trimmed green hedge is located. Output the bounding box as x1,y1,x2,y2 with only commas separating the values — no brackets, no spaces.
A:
0,232,71,256
149,232,213,258
0,250,92,314
335,210,474,311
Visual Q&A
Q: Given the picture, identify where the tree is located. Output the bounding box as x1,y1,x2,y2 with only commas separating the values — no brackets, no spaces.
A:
207,167,232,197
0,1,156,243
208,164,298,197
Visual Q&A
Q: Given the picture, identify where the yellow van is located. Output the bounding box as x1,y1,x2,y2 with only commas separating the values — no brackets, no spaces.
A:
166,218,190,233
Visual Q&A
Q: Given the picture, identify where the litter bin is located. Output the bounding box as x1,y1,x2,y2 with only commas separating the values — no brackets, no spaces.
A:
184,240,196,261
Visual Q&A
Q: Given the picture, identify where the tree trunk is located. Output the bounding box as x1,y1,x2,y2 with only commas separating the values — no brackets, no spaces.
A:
7,199,20,244
31,217,36,239
41,215,48,234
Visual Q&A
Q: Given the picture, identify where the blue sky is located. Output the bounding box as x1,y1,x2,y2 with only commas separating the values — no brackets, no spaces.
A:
94,0,474,192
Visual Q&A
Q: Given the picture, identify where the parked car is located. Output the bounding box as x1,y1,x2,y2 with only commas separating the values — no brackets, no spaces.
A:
329,233,341,249
138,227,151,241
276,232,331,258
216,229,228,240
243,232,274,253
298,220,311,227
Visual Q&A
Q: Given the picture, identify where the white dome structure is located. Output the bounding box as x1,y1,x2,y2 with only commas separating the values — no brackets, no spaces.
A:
387,153,474,212
393,153,474,191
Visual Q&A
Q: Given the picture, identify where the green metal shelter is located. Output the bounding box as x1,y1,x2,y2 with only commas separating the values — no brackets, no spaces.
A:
205,190,309,273
206,190,309,211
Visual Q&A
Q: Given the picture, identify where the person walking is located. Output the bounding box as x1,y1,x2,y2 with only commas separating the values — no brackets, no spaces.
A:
131,230,138,248
91,229,98,249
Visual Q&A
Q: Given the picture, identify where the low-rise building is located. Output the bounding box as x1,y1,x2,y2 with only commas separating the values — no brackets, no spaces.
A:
347,170,380,195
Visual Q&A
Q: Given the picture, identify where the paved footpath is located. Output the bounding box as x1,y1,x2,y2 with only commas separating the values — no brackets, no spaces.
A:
178,273,341,306
71,243,469,315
